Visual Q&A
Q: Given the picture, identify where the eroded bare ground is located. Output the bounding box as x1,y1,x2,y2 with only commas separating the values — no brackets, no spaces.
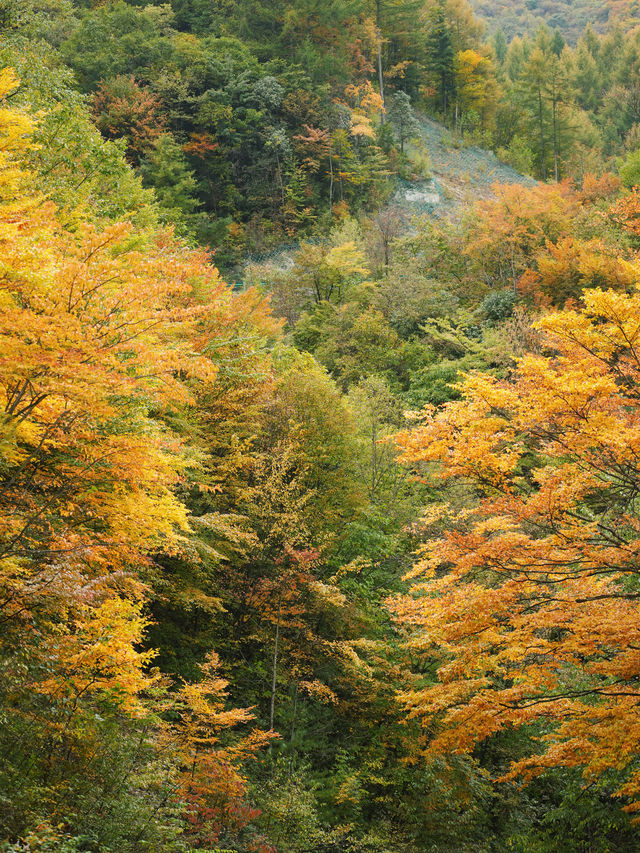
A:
392,114,535,224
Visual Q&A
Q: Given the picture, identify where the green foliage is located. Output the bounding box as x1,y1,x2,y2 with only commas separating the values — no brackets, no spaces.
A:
50,0,412,267
0,662,184,852
470,0,612,42
140,132,200,232
0,36,158,225
618,148,640,189
252,762,324,851
489,22,640,180
481,288,517,321
496,132,535,175
425,1,457,115
492,28,508,63
388,91,420,153
59,1,174,91
8,0,640,851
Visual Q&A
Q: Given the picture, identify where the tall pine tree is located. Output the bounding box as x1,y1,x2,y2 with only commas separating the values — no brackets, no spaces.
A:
425,1,456,116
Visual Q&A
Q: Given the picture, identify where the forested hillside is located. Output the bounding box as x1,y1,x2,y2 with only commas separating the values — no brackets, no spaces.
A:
469,0,640,43
6,0,640,851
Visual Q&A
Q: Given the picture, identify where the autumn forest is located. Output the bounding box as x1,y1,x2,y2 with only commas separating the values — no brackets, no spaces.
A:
6,0,640,850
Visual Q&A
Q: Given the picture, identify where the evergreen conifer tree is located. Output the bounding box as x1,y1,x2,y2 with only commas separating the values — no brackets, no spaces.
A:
425,0,456,116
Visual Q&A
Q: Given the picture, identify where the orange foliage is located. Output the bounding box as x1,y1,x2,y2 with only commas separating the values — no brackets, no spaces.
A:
610,188,640,238
93,75,165,162
578,172,621,204
171,652,275,850
293,124,330,172
520,236,636,305
465,179,640,306
0,69,283,849
0,77,278,830
183,131,219,159
391,285,640,812
1,216,222,621
464,181,579,292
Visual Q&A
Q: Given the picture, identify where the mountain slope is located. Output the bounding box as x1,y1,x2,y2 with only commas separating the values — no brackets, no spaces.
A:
470,0,637,42
392,114,534,221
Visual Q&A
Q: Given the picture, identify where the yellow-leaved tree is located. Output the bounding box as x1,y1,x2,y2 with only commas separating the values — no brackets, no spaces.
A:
0,68,274,848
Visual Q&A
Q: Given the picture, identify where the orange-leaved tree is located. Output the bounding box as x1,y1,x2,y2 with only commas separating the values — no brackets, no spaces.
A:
391,285,640,813
170,652,276,851
611,187,640,240
463,181,579,293
463,179,637,307
92,75,165,164
519,236,637,305
0,211,221,658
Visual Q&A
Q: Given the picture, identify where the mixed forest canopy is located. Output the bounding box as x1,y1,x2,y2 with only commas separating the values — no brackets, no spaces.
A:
469,0,640,43
6,0,640,851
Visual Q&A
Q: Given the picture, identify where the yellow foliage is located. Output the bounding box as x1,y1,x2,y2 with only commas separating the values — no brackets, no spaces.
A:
325,241,370,278
299,679,340,705
454,49,492,113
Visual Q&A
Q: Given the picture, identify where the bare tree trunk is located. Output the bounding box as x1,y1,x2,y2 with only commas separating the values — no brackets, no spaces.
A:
370,413,378,501
275,149,285,208
552,88,559,182
538,86,547,180
289,682,298,748
377,39,385,120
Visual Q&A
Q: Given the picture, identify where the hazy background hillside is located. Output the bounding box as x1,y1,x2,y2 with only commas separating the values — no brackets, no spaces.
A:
471,0,640,42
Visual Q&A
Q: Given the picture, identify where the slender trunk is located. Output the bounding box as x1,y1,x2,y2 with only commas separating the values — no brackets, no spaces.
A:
289,682,298,747
370,416,378,501
538,86,546,180
328,135,334,219
269,592,282,731
552,87,558,182
376,0,385,120
377,37,385,120
275,149,285,209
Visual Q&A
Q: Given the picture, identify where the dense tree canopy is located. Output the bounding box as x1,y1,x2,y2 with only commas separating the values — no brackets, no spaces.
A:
8,0,640,849
393,287,640,810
